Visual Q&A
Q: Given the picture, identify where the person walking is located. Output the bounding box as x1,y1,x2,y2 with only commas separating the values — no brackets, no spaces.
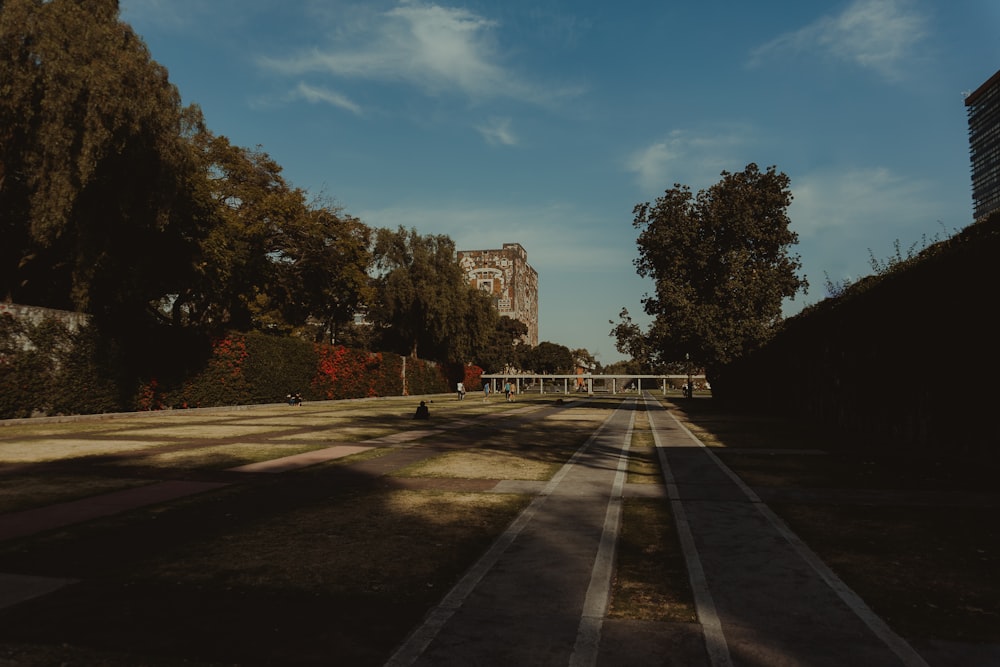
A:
457,381,465,400
503,380,512,402
483,381,490,402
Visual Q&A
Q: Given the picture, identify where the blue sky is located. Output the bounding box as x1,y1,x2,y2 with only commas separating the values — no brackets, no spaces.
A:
119,0,999,364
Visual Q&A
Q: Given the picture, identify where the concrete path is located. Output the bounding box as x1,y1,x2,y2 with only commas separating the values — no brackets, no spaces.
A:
647,398,930,667
383,395,937,667
386,399,643,666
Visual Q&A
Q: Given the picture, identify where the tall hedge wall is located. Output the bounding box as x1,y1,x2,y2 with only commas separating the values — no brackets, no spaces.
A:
712,213,1000,462
1,321,457,418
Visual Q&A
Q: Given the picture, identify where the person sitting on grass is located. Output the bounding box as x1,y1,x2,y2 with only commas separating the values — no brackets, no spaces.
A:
414,400,430,419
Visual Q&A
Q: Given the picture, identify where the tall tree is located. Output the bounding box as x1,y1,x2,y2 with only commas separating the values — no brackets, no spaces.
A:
626,163,807,373
0,0,206,325
174,130,311,332
522,341,574,375
370,227,487,362
289,204,373,344
474,315,526,373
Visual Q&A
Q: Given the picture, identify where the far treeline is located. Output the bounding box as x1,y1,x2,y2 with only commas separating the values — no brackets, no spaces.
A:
0,0,593,416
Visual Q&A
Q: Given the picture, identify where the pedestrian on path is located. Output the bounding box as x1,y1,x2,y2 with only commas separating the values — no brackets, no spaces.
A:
457,381,465,400
504,380,511,402
483,381,490,402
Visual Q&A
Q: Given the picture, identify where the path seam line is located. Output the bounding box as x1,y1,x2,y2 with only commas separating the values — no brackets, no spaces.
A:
663,402,930,667
648,397,734,667
382,403,625,667
569,401,636,667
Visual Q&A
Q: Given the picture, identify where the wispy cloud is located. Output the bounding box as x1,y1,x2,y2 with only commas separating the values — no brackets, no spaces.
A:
790,166,932,238
625,127,753,194
749,0,929,81
476,117,517,146
259,2,577,106
293,82,363,115
358,201,633,271
788,165,954,303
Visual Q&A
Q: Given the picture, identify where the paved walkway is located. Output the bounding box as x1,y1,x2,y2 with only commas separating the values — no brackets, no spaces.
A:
1,396,995,666
382,396,987,667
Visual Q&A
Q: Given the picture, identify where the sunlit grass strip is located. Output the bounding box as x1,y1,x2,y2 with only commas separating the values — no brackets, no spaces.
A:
609,498,697,622
0,439,170,463
626,409,661,484
117,444,326,470
391,449,560,481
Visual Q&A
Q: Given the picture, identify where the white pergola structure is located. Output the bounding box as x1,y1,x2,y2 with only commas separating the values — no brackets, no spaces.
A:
479,374,706,396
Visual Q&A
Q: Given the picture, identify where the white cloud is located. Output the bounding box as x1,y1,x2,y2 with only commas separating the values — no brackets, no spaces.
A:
475,117,518,146
790,166,933,238
293,82,364,115
625,128,753,194
749,0,929,81
259,2,576,105
787,165,954,307
357,201,634,271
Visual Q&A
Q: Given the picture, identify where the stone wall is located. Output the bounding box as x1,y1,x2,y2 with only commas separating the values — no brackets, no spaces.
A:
0,303,89,332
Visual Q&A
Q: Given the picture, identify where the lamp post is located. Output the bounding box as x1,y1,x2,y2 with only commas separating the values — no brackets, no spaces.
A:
685,352,692,398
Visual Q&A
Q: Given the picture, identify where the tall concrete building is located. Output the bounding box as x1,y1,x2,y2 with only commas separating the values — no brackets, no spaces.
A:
457,243,539,347
966,68,1000,221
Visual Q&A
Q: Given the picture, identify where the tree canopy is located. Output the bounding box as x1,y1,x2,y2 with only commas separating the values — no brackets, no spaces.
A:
521,341,574,375
0,0,206,325
0,0,374,347
0,1,591,375
619,163,807,374
370,227,497,362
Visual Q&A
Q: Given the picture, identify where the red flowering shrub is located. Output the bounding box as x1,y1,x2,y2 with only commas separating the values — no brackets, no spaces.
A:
170,334,253,408
464,365,483,391
135,378,165,411
312,344,382,399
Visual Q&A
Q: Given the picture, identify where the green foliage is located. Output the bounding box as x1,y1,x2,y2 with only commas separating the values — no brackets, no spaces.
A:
715,212,1000,461
242,332,318,402
521,341,575,374
473,315,527,372
370,227,496,363
824,224,959,299
169,334,254,408
0,315,123,418
48,324,124,415
404,358,451,396
0,0,208,327
373,353,404,397
628,163,808,374
0,309,479,417
0,315,55,418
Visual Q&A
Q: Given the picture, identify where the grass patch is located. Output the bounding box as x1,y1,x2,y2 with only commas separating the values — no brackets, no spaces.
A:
136,488,530,596
394,449,558,480
0,475,531,665
119,443,324,470
626,408,661,484
609,498,696,622
777,503,1000,643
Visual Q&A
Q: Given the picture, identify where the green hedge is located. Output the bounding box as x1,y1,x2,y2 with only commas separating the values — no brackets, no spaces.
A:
1,317,463,418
